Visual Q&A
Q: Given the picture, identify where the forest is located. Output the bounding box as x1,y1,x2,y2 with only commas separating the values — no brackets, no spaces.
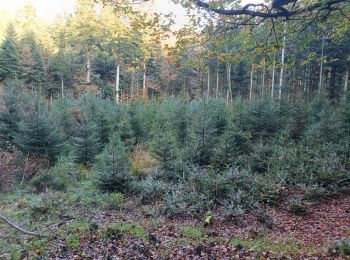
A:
0,0,349,258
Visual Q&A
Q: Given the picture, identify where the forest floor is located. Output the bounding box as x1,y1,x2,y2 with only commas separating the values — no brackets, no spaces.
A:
1,192,350,259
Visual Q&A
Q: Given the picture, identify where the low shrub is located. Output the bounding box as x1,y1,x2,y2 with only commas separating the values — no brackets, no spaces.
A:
338,240,350,256
287,198,308,215
138,176,167,204
102,192,125,210
94,135,133,193
31,171,68,192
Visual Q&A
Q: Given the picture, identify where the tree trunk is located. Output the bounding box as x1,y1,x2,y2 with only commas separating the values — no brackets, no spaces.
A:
216,62,219,98
271,58,276,99
344,69,349,101
249,65,254,101
318,36,325,94
130,72,135,99
303,66,308,94
226,62,232,104
115,62,120,103
278,36,286,103
143,63,147,101
262,62,266,96
86,52,91,84
61,74,64,98
207,66,210,100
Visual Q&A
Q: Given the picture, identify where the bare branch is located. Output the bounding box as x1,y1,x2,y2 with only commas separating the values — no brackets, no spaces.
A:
0,214,44,237
196,0,348,19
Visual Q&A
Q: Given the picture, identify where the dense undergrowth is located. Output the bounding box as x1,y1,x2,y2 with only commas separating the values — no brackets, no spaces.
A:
0,80,349,217
1,80,350,258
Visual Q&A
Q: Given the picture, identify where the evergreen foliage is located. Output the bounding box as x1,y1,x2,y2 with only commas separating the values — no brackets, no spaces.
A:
72,113,101,165
189,101,217,166
15,93,63,161
19,32,45,88
212,123,250,170
0,24,20,81
0,80,21,150
95,134,132,193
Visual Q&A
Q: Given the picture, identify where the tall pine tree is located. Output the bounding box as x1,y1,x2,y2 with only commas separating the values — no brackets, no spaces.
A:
19,32,45,88
15,93,64,161
0,80,21,150
0,24,20,81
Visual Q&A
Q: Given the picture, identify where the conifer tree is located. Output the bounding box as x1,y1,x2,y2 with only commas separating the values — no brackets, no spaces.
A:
72,113,102,165
15,94,63,161
0,80,21,150
152,128,178,173
172,100,191,147
190,101,217,166
212,123,250,169
19,32,45,88
0,24,20,81
95,134,132,193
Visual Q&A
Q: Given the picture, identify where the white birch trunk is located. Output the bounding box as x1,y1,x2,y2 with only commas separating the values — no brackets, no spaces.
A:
303,66,308,94
271,58,276,99
344,68,349,100
262,62,266,96
130,72,135,99
216,62,219,99
143,63,147,100
115,62,120,103
318,36,325,94
86,53,91,84
249,65,254,101
207,66,210,100
61,74,64,98
226,62,232,104
278,36,286,102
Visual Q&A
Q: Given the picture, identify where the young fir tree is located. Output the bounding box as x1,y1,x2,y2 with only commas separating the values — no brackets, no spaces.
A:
19,32,45,88
95,134,132,193
15,94,63,161
0,24,20,81
212,123,250,170
190,101,217,166
72,112,101,165
172,100,191,147
152,128,178,173
116,111,135,148
0,80,21,150
78,93,110,148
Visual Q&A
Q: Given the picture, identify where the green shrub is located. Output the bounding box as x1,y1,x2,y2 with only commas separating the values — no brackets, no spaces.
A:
338,240,350,256
287,198,308,215
102,192,125,210
31,157,75,192
138,176,167,204
180,226,204,239
94,134,132,193
31,171,68,192
29,191,67,217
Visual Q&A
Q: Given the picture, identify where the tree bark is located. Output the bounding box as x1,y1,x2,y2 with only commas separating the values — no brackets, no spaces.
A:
216,62,219,98
61,74,64,98
0,215,42,237
115,62,120,103
226,62,232,104
207,66,210,100
318,36,325,94
278,35,286,102
86,52,91,84
249,65,254,101
271,58,276,99
130,71,135,99
262,61,266,96
344,68,349,100
143,63,147,101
